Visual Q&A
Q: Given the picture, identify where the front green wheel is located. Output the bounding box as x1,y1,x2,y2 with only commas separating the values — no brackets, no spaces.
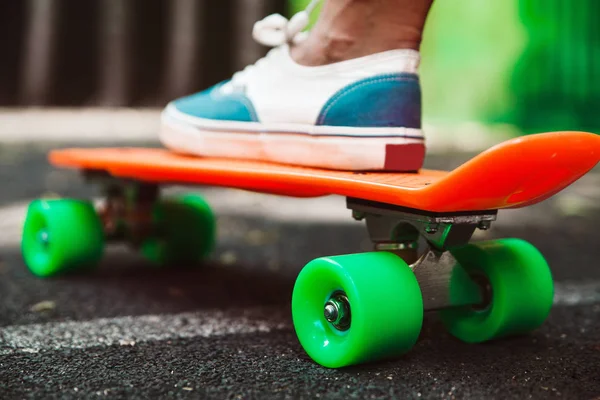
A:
439,238,554,343
141,194,216,266
292,252,423,368
21,199,104,277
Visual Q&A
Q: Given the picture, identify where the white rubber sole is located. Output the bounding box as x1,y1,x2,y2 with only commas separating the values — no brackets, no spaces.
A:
159,108,426,171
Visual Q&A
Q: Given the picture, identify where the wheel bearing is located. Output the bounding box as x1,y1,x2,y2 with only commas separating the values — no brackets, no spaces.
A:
324,292,351,331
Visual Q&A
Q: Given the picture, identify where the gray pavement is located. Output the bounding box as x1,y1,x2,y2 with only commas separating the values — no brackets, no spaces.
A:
0,139,599,399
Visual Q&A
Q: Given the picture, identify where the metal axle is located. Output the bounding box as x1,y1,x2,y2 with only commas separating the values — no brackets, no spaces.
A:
324,292,351,331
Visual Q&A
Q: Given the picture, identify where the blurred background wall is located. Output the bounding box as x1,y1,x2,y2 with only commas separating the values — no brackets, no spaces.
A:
0,0,285,107
1,0,598,136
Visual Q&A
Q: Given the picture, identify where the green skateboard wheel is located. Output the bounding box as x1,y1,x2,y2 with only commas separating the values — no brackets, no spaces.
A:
21,199,104,277
292,252,423,368
141,194,216,265
439,238,554,343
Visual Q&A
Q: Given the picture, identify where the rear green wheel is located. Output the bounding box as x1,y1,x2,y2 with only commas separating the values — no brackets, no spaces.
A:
21,199,104,277
292,252,423,368
141,194,216,265
439,238,554,343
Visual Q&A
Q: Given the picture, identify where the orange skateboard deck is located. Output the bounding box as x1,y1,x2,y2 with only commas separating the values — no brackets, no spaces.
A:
49,131,600,212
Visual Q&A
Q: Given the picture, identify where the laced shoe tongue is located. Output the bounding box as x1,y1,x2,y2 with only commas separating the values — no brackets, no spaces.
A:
252,12,309,46
222,0,321,93
252,0,320,46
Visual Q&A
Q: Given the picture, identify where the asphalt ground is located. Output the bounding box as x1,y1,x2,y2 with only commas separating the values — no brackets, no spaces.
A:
0,139,599,399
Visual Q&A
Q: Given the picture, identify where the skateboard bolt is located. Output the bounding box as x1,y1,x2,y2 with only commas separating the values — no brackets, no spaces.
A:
37,230,50,247
425,224,438,234
324,304,338,321
324,293,351,331
478,221,491,230
375,241,418,251
352,210,365,221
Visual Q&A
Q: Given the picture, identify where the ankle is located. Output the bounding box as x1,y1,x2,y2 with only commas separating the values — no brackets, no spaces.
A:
290,29,421,66
290,30,357,66
288,0,431,67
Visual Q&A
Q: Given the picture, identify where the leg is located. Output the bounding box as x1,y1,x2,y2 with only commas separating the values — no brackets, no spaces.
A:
293,0,434,65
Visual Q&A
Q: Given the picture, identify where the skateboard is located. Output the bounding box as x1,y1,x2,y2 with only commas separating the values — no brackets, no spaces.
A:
20,130,600,368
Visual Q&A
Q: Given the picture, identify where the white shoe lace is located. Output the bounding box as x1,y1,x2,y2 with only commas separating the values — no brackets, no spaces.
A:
252,0,321,47
223,0,321,93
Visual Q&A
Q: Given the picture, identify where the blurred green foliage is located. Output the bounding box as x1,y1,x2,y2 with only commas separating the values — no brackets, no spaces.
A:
508,0,600,134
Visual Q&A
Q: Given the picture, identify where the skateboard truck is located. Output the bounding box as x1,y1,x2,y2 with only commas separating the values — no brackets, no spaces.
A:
347,197,497,311
83,170,160,247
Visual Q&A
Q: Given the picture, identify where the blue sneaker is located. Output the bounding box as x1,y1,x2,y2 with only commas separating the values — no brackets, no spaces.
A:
159,5,425,171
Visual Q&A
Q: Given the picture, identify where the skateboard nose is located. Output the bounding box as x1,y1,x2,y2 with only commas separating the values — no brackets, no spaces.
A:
507,161,594,206
507,132,600,207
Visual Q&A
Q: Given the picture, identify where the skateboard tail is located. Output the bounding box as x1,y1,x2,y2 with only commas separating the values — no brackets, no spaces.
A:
48,149,331,197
